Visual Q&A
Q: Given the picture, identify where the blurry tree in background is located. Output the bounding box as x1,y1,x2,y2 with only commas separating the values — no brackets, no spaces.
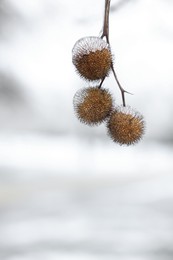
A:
0,0,22,37
0,1,173,260
0,0,173,141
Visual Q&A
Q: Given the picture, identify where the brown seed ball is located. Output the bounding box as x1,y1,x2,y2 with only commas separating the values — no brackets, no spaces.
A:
107,106,145,145
72,37,112,81
73,87,113,125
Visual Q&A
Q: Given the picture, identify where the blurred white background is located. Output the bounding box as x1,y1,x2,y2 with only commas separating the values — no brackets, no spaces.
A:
0,0,173,259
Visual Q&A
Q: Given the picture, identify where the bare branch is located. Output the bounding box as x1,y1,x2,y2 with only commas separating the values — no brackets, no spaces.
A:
101,0,131,106
101,0,111,44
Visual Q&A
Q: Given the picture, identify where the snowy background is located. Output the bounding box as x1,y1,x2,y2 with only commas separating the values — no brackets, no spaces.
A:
0,0,173,259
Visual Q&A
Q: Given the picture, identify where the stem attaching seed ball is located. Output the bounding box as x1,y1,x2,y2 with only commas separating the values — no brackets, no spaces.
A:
72,36,112,81
73,87,113,125
107,106,145,145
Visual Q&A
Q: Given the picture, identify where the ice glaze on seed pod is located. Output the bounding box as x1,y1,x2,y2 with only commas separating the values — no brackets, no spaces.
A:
72,37,112,81
73,87,113,125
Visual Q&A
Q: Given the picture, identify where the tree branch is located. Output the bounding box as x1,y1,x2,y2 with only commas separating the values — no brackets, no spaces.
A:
101,0,111,44
101,0,131,106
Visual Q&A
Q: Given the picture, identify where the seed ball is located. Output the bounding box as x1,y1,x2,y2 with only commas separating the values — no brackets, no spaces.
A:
72,36,112,81
107,106,145,145
73,87,113,125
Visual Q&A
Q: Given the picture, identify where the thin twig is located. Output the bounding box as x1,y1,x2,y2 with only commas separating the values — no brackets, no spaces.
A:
111,65,132,107
98,76,106,89
101,0,111,44
101,0,131,106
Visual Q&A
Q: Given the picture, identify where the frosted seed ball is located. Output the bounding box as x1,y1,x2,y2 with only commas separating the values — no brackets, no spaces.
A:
73,87,113,125
107,106,145,145
72,36,112,81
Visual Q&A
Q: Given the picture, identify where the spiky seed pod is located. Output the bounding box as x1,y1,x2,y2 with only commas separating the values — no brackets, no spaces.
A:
72,36,112,81
107,106,145,145
73,87,113,125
